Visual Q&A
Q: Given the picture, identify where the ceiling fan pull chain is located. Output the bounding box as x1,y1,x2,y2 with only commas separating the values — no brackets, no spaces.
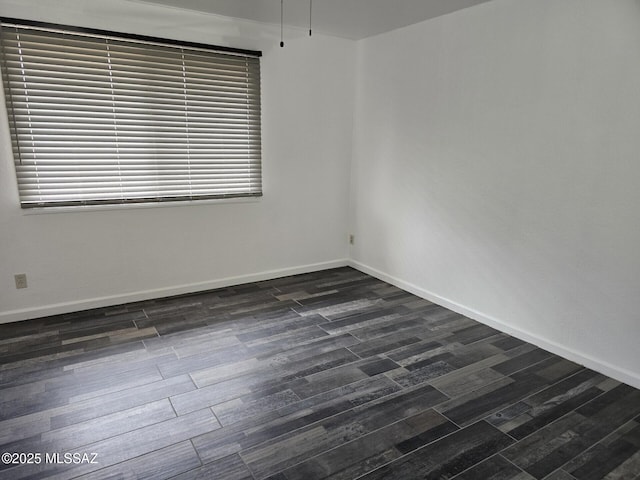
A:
280,0,285,47
309,0,313,36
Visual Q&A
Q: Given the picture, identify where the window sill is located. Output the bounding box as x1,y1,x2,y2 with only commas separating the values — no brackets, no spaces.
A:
21,196,262,215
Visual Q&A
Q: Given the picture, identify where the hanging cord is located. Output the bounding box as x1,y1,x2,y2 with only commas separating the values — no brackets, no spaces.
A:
280,0,284,47
309,0,313,36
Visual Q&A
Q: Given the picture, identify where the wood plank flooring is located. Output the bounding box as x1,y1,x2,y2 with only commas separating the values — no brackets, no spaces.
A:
1,267,639,479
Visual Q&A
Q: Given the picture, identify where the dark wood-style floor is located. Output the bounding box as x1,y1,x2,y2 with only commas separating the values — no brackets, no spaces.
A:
1,267,639,480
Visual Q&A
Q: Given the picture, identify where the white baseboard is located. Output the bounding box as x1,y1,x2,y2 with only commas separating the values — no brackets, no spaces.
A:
0,259,349,325
4,257,639,390
349,260,640,390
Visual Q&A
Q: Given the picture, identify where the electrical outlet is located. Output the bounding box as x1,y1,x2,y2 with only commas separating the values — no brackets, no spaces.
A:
349,234,355,245
14,273,27,289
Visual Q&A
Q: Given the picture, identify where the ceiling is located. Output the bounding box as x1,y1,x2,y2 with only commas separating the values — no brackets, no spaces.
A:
131,0,494,40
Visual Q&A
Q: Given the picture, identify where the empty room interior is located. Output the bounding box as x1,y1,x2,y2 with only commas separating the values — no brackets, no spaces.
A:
1,0,639,478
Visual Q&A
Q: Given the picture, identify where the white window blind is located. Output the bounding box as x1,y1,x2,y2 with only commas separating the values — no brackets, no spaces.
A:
0,19,262,208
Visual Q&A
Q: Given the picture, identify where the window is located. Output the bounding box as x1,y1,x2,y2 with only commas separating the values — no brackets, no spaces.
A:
0,18,262,208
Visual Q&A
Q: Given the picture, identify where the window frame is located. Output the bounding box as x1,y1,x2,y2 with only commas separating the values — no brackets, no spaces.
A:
0,17,263,209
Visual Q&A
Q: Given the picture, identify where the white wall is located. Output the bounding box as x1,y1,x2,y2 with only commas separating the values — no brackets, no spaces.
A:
0,0,355,322
350,0,640,387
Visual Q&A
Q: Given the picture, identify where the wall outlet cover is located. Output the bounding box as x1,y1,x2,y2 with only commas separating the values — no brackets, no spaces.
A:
14,274,28,289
